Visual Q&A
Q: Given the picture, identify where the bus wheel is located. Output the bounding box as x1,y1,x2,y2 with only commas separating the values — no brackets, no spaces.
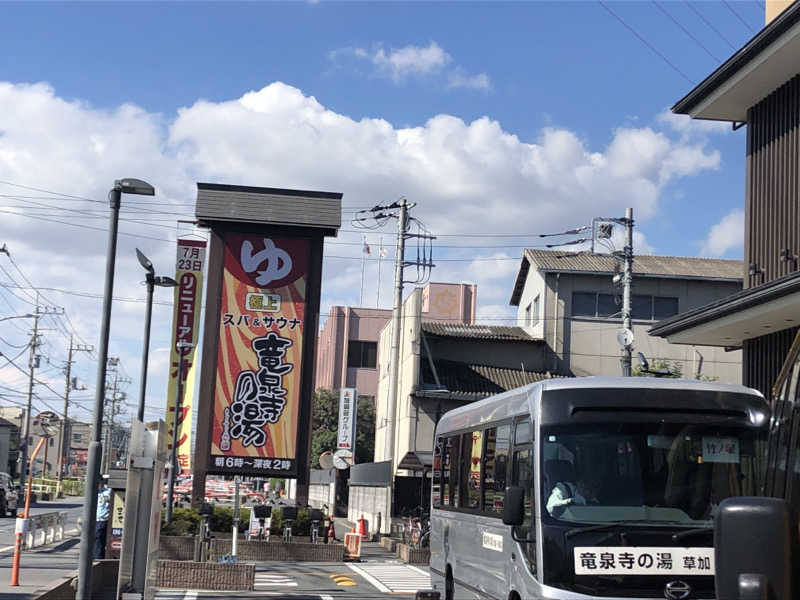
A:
445,567,454,600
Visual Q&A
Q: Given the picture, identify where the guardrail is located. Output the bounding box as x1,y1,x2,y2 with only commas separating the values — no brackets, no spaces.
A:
23,511,66,549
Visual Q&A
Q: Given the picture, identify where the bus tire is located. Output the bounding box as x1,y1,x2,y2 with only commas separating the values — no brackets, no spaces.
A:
445,566,454,600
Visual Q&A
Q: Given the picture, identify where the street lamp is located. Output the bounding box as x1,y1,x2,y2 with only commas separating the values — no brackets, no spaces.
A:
165,339,192,524
0,314,34,322
77,178,155,600
135,248,177,422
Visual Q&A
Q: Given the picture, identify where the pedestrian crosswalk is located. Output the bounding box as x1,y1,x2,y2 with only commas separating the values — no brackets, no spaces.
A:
254,572,298,588
346,562,431,593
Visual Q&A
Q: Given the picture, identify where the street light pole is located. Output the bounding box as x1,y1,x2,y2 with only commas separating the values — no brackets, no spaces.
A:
135,249,177,422
77,178,154,600
165,340,191,523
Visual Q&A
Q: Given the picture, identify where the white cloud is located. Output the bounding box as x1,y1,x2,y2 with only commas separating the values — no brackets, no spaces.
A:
0,80,723,420
447,71,491,91
700,209,744,257
373,42,451,80
329,42,490,90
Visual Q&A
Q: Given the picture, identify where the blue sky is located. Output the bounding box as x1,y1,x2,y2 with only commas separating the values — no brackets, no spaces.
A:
0,1,765,423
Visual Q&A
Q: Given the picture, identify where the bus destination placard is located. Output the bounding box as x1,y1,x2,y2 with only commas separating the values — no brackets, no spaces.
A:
574,546,714,576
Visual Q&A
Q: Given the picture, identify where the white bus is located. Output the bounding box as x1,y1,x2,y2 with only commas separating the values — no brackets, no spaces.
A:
428,376,767,600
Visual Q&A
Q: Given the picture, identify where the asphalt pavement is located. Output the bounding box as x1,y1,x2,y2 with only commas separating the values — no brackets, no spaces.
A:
0,497,85,599
155,543,433,600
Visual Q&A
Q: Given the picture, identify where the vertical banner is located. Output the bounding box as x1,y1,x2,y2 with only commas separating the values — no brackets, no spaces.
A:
209,234,309,476
165,239,206,474
337,388,357,450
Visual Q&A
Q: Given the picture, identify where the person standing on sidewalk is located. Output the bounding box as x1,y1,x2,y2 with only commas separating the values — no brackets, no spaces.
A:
93,475,111,559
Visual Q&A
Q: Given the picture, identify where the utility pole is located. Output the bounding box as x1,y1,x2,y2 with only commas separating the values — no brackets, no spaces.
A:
384,199,408,465
58,337,93,496
19,302,63,489
621,207,634,377
590,208,634,377
20,310,40,490
352,199,434,531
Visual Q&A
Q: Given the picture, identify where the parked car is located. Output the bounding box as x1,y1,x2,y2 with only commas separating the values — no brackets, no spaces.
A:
0,472,19,517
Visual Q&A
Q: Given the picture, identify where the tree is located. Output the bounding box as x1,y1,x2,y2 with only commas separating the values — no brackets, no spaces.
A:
633,358,682,378
311,388,376,468
633,358,718,381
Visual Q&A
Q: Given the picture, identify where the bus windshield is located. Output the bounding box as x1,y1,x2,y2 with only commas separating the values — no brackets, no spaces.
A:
541,422,760,527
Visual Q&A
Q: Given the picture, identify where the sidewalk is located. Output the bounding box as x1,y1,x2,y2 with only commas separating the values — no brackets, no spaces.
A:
0,537,81,599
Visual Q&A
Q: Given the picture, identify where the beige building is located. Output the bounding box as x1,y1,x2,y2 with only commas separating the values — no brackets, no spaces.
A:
373,285,551,518
0,406,90,479
509,250,744,382
315,282,477,399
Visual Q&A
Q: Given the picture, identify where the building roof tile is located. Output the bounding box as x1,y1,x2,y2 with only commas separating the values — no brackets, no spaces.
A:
510,249,743,305
421,321,538,342
419,359,558,399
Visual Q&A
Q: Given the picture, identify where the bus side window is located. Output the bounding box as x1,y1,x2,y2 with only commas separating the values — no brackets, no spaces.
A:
432,438,442,508
460,430,483,509
512,436,536,573
483,424,511,515
444,435,460,508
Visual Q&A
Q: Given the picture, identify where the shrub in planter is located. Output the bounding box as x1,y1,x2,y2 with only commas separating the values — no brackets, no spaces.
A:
209,505,250,532
161,507,201,536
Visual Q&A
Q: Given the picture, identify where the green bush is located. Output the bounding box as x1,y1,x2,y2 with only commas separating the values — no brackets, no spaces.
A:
209,505,251,532
161,507,201,536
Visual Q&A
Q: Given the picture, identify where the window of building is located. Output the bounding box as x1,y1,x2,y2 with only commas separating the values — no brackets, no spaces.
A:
347,340,377,369
573,292,597,317
532,295,540,326
573,292,678,321
525,302,532,326
654,296,679,320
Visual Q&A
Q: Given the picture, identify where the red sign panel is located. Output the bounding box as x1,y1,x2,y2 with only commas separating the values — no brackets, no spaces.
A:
209,233,309,476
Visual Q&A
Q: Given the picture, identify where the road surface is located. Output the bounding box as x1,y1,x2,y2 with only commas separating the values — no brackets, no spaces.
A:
0,497,84,599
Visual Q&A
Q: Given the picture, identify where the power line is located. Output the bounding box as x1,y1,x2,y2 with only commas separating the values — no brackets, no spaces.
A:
598,0,695,86
652,1,722,63
684,1,738,51
722,0,757,34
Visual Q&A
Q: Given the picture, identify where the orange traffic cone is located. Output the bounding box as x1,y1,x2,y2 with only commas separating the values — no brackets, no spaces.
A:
357,514,368,540
328,519,336,542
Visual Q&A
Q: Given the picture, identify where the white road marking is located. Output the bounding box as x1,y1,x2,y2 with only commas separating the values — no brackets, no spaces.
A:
0,545,15,552
347,562,431,593
320,595,335,600
184,591,198,600
254,573,298,587
347,563,391,593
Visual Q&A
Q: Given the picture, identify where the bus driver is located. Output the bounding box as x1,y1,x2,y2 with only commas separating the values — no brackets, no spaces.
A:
546,462,602,516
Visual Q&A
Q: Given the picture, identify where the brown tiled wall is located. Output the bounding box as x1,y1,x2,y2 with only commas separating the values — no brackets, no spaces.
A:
208,539,344,562
157,560,254,591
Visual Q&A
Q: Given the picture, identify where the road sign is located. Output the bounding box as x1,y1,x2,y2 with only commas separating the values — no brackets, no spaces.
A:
333,449,352,470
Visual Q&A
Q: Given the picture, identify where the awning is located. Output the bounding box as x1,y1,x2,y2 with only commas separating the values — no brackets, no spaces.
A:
397,451,433,471
649,271,800,346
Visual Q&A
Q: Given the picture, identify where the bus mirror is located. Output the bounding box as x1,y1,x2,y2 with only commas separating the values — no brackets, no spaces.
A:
714,496,796,600
502,487,525,526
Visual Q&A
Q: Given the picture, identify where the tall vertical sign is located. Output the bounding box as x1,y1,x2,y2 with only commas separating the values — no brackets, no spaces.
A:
337,388,357,451
209,234,309,476
165,239,206,475
191,182,341,508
